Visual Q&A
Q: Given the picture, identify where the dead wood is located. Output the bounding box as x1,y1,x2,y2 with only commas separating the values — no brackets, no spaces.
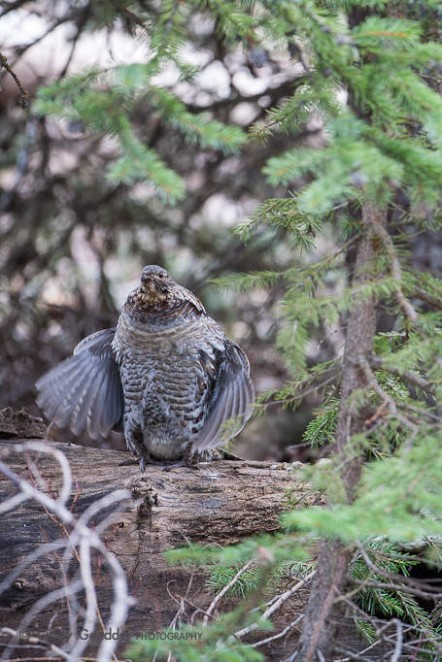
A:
0,435,322,660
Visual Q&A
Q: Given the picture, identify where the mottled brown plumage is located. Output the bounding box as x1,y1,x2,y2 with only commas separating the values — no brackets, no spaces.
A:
36,266,254,469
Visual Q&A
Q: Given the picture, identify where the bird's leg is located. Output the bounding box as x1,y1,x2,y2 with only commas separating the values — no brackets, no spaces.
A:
118,422,149,471
138,448,155,472
118,452,152,470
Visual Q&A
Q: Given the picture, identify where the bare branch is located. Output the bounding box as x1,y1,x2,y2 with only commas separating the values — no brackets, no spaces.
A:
251,614,304,648
0,52,30,107
357,355,419,436
0,441,133,662
234,571,315,639
0,626,72,661
370,356,435,394
390,619,403,662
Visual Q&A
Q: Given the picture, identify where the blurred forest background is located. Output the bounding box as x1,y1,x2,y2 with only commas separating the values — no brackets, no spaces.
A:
1,2,441,462
0,0,330,458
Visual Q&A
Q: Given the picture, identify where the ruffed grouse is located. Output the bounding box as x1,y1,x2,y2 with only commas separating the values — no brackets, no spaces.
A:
36,265,254,469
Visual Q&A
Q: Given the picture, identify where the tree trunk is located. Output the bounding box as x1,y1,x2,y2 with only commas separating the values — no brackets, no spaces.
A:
0,435,322,660
295,202,382,661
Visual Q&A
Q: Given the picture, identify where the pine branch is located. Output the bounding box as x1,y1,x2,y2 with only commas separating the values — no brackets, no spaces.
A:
370,356,435,394
354,544,442,602
203,560,255,626
357,355,419,435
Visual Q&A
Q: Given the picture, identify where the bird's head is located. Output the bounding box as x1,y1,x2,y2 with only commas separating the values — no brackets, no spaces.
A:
139,265,175,303
124,264,206,319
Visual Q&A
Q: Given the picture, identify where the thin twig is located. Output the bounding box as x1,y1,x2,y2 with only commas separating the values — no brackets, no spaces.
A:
391,619,403,662
203,559,255,627
251,614,304,648
0,441,73,505
234,571,315,639
355,544,441,600
357,355,419,435
351,579,441,601
0,627,71,661
414,287,442,310
370,356,434,393
0,52,30,107
370,223,418,324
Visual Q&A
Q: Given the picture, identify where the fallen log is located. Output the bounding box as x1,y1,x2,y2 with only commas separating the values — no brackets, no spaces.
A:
0,436,321,660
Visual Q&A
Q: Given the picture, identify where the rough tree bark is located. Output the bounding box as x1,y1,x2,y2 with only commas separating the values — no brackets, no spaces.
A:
296,202,383,661
0,433,323,661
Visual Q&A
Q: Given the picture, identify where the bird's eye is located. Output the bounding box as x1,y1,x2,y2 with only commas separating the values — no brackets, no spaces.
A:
158,273,164,279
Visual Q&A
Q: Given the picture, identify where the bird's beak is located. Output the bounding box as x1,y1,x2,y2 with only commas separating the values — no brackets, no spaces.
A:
156,281,169,294
141,275,168,295
140,276,151,291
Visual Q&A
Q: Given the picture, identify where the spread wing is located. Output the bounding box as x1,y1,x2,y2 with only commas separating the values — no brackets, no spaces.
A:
36,328,123,439
192,340,255,452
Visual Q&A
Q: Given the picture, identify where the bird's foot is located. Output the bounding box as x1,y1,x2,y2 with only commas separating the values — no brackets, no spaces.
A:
161,455,199,472
191,449,244,463
216,449,244,461
119,454,153,472
118,458,139,467
120,451,199,472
